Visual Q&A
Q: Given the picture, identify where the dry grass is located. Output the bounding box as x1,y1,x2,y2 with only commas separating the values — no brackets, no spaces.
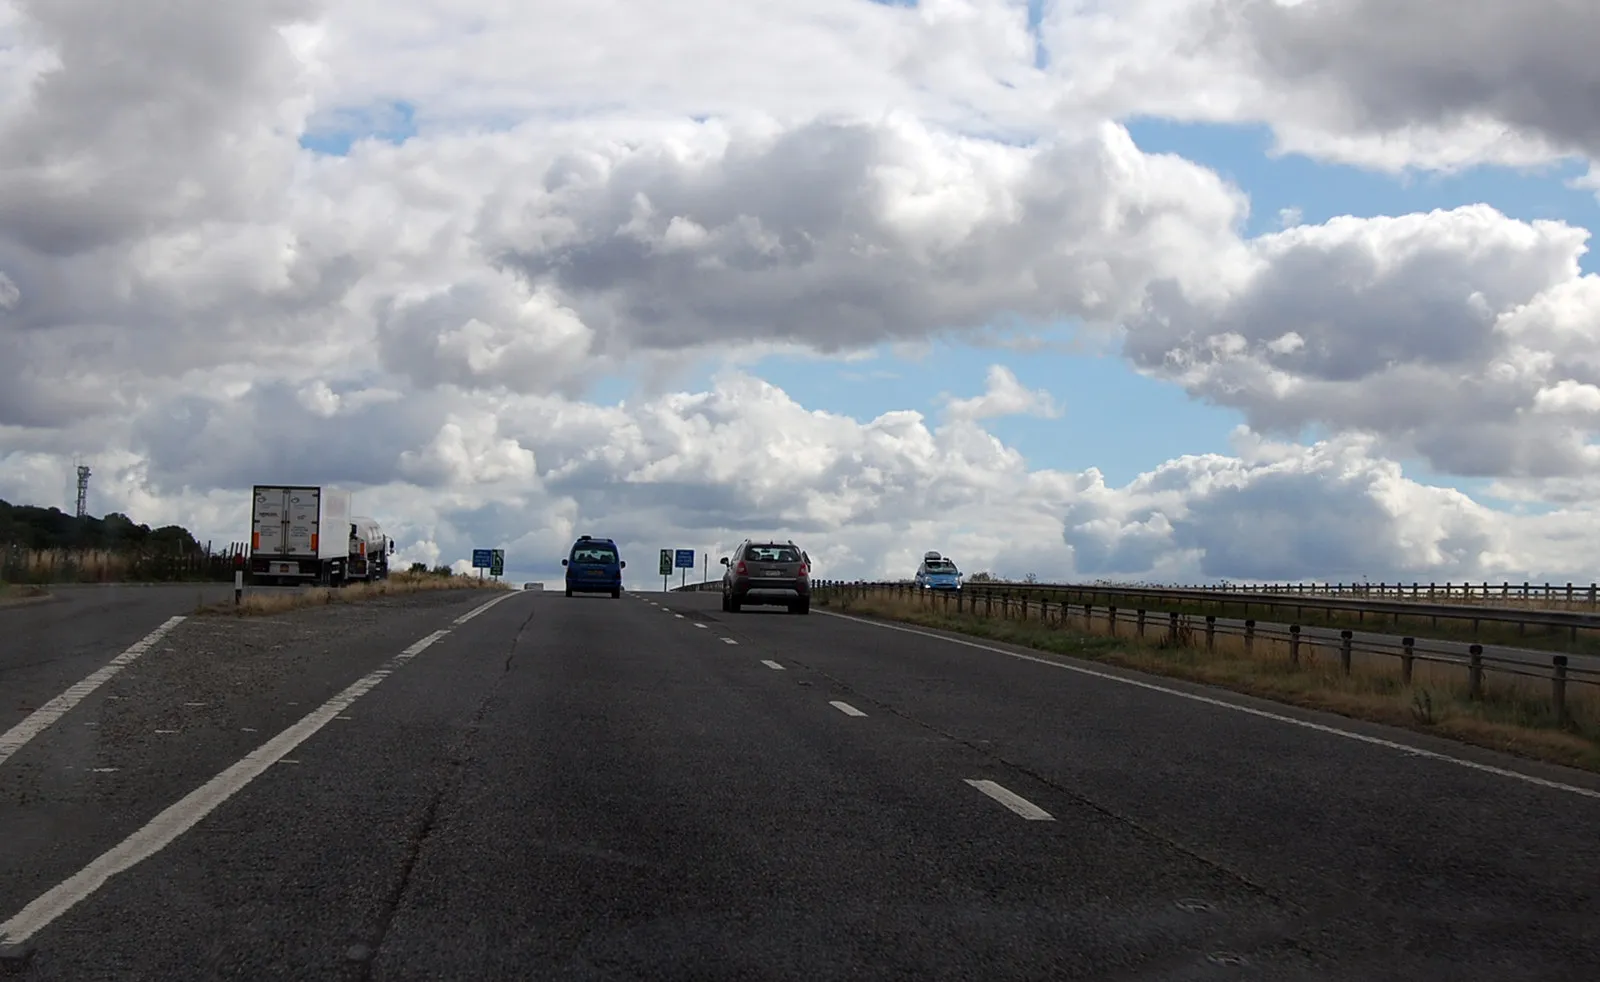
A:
824,589,1600,774
198,571,512,617
8,548,134,582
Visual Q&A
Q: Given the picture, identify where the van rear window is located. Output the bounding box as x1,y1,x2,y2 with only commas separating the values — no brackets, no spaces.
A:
744,545,800,562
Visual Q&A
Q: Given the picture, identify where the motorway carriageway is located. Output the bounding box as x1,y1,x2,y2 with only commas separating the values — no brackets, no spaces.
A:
0,584,1597,980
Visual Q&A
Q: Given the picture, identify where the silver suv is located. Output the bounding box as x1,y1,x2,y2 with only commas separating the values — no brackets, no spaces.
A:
719,539,811,614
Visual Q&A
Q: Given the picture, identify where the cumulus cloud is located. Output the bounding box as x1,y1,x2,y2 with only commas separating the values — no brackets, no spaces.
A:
943,365,1061,421
1036,0,1592,172
3,0,1600,588
1124,205,1600,479
7,377,1598,585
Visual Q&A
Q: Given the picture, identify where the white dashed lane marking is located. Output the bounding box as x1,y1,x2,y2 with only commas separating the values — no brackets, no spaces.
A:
721,638,738,646
965,779,1055,821
761,659,783,670
830,701,867,717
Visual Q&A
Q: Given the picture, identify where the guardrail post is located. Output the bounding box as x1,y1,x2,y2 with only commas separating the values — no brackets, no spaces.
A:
1083,603,1093,631
1289,625,1300,667
1401,637,1415,685
1108,606,1118,637
1244,619,1255,656
1136,609,1146,638
1340,630,1353,675
1168,611,1179,644
1205,615,1215,652
1552,655,1569,725
1468,644,1484,700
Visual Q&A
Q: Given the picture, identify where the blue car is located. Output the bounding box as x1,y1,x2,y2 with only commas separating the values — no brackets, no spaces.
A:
563,535,625,598
914,551,962,591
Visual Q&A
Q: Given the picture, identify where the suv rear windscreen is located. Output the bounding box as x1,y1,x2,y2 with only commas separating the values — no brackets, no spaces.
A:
572,545,618,564
744,545,800,563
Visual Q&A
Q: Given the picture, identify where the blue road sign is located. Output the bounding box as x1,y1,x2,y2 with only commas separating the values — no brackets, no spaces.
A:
472,548,492,569
674,549,695,569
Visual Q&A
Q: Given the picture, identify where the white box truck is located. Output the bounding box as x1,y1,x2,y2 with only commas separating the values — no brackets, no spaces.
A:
248,485,355,587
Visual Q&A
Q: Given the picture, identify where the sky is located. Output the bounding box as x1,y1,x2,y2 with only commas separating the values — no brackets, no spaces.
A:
5,0,1600,589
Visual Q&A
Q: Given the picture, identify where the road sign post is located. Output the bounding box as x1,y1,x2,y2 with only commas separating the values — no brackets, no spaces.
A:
659,549,672,592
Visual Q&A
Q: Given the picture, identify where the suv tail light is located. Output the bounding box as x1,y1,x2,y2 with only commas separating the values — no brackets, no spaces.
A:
797,561,809,578
735,560,748,575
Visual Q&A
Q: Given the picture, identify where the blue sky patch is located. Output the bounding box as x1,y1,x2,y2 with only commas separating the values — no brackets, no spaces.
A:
1125,118,1600,272
300,100,419,156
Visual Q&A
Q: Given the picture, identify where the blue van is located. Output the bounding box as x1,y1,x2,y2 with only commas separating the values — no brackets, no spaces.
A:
562,535,625,598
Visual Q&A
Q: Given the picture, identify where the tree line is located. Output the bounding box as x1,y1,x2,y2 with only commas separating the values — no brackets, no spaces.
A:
0,498,203,553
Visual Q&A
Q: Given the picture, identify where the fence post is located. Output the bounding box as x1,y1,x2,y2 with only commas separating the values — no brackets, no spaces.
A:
1168,611,1179,644
1552,655,1568,725
234,570,243,606
1401,637,1414,685
1340,630,1353,675
985,592,993,617
956,589,964,613
1205,615,1215,651
1244,619,1255,656
1136,609,1146,638
1289,625,1300,667
1468,644,1484,700
1083,603,1093,632
1108,606,1118,637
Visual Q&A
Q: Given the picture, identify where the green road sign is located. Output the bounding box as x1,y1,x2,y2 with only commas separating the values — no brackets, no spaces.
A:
490,548,504,576
659,549,672,576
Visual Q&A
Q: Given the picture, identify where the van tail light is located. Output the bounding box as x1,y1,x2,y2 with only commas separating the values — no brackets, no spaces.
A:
735,561,747,575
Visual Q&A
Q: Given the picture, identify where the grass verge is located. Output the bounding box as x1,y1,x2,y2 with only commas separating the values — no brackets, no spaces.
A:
197,572,513,616
0,583,52,607
822,590,1600,775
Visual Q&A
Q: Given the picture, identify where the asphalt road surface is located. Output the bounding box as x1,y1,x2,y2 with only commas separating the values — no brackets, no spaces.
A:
2,586,1597,980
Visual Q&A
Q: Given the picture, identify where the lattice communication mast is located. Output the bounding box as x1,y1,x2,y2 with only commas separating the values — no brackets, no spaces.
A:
75,464,91,519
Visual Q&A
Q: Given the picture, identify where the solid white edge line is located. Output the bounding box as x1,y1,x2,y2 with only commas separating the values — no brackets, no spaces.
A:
452,590,519,625
829,700,867,717
0,591,516,946
965,778,1055,821
820,610,1600,801
0,615,186,769
761,659,784,670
